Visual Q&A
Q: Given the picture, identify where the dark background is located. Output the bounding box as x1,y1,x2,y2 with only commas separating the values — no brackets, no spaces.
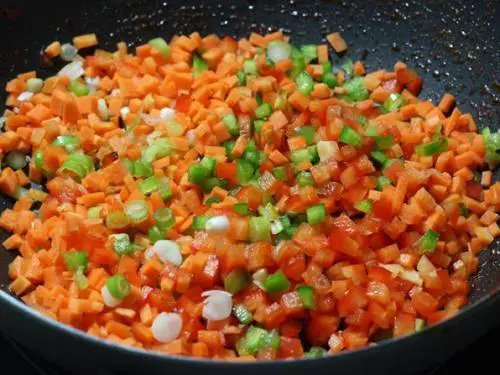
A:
0,0,499,374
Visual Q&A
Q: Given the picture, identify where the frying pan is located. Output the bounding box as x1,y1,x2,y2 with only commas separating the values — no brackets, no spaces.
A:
0,1,499,374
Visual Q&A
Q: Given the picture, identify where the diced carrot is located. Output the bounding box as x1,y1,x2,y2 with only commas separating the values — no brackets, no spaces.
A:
73,33,98,49
438,93,455,113
45,41,61,58
327,32,348,53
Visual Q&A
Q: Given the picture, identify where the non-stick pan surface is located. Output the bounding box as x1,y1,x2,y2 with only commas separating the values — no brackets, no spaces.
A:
0,1,499,374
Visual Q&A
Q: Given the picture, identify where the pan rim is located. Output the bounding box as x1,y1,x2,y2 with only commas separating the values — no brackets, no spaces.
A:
0,287,498,367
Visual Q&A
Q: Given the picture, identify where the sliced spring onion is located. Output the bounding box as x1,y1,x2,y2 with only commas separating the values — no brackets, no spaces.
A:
339,126,362,147
304,347,327,358
200,156,216,175
365,126,379,137
13,187,28,200
290,147,314,164
188,164,210,185
300,44,317,64
105,211,130,230
26,78,43,93
482,127,500,167
133,159,153,178
273,91,287,109
289,47,306,79
375,135,394,150
267,41,292,63
306,203,326,225
296,171,314,186
355,114,368,126
53,135,81,153
257,91,266,108
97,98,109,120
296,285,315,309
223,113,239,136
459,203,470,218
417,230,439,253
376,175,392,191
142,139,173,164
255,103,272,119
236,71,247,86
87,206,102,219
111,233,133,257
5,151,27,170
244,59,258,75
192,53,208,77
271,166,287,181
263,270,291,294
415,138,448,156
258,203,279,222
60,43,78,61
296,71,314,96
297,126,315,145
249,217,272,243
236,326,269,355
148,226,164,243
371,150,389,167
323,72,338,88
201,177,227,193
224,270,251,295
354,199,373,214
75,268,88,289
415,318,426,332
265,330,281,350
59,153,93,180
254,118,265,132
340,58,353,76
69,80,89,97
322,61,338,88
192,215,210,231
383,93,406,113
148,37,170,58
270,220,284,235
236,159,255,185
205,196,221,206
339,77,369,102
106,275,131,300
152,207,175,231
233,202,250,216
233,304,253,325
64,251,88,273
138,176,162,195
223,140,236,159
124,200,149,224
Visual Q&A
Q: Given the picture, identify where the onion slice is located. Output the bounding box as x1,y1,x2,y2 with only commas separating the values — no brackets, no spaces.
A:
101,285,121,308
151,312,183,343
58,61,84,80
202,290,233,321
205,215,230,232
151,240,182,266
267,41,292,63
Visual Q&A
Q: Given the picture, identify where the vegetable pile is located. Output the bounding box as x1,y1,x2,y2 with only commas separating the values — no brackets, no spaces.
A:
0,30,499,360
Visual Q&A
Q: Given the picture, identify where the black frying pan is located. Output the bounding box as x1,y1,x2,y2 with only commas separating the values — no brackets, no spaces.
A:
0,1,499,374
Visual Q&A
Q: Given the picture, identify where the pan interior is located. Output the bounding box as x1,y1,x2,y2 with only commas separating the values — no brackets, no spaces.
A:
0,0,498,314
